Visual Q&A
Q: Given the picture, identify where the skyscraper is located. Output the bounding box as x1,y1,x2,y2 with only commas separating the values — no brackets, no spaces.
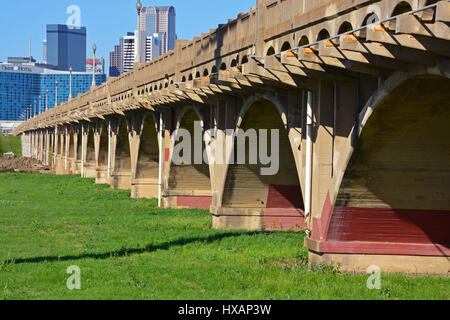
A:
109,5,176,77
140,5,176,57
122,32,136,74
46,25,87,72
109,44,123,77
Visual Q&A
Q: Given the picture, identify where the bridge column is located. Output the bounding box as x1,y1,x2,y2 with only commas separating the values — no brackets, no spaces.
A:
110,116,132,190
211,91,306,231
53,127,58,170
129,111,165,200
82,121,97,178
45,129,50,166
55,126,67,175
66,124,77,174
31,132,36,159
73,125,82,174
94,119,109,184
164,106,213,209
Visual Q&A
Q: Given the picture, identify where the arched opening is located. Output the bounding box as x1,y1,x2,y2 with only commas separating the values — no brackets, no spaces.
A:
96,121,108,183
211,65,218,74
338,21,353,34
182,76,186,82
134,113,160,199
281,41,292,52
111,118,131,189
195,71,201,79
266,47,275,56
298,36,309,47
167,108,212,209
362,12,380,25
221,99,305,231
220,63,227,71
203,69,209,77
58,130,65,156
392,1,413,16
317,29,331,41
86,124,96,170
241,55,249,65
76,127,82,162
231,59,238,67
188,74,193,81
331,75,450,247
68,127,75,159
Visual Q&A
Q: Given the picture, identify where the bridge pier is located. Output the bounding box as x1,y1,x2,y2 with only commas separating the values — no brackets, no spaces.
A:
15,0,450,274
164,106,213,209
109,117,132,190
55,127,66,175
93,119,109,184
81,122,97,178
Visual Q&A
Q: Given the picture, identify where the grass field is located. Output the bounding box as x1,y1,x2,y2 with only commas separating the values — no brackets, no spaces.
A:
0,135,22,156
0,172,448,300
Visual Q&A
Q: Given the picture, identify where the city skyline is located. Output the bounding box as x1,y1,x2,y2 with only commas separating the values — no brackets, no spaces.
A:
0,0,256,75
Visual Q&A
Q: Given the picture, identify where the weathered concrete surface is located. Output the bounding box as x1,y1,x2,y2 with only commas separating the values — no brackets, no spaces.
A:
16,0,450,274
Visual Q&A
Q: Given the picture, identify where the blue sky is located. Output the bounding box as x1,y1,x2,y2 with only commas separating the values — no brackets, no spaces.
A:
1,0,256,73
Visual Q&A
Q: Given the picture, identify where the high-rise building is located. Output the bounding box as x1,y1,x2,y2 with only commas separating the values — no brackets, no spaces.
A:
0,62,106,123
109,44,123,77
109,5,176,77
122,32,137,74
86,57,104,74
46,24,87,72
140,6,176,53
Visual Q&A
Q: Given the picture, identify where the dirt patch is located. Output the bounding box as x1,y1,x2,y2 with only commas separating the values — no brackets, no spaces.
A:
0,157,50,173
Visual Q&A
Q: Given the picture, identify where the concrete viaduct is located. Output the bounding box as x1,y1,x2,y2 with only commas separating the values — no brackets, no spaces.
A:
14,0,450,274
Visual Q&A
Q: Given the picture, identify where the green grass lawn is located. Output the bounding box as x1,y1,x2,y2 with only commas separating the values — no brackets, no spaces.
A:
0,135,22,156
0,172,448,300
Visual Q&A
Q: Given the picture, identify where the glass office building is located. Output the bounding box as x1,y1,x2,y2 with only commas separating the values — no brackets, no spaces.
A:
0,63,106,122
46,25,87,72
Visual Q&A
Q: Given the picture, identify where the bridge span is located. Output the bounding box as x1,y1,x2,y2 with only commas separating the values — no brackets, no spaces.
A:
14,0,450,274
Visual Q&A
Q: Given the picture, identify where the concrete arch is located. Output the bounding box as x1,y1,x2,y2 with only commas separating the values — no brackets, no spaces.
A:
132,112,160,199
96,120,109,184
280,41,292,52
111,117,132,189
318,61,450,248
217,95,305,231
298,35,310,47
266,46,276,56
391,0,414,16
338,21,353,34
165,105,212,209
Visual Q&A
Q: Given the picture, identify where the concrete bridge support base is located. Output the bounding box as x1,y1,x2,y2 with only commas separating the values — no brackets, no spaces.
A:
308,251,450,275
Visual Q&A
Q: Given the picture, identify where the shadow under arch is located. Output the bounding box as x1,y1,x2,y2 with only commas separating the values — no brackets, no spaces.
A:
76,127,82,169
165,106,212,209
67,125,76,174
219,97,305,231
83,124,97,178
111,117,132,190
132,112,160,199
95,120,109,184
326,74,450,253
